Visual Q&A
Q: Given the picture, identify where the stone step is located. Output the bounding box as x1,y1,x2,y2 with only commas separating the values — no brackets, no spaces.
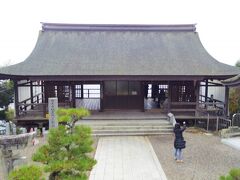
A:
226,132,240,138
90,125,173,130
228,126,240,132
83,113,168,120
77,118,173,136
93,129,172,133
92,132,173,136
78,120,171,126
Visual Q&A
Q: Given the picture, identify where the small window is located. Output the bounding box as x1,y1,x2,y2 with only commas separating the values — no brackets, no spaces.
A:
117,81,128,95
129,81,140,95
105,81,116,95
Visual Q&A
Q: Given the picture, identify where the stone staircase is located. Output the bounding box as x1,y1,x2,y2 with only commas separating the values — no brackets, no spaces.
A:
220,126,240,138
77,115,173,136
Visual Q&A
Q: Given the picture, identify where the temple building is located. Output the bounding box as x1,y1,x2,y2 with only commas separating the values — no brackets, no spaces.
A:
0,23,239,127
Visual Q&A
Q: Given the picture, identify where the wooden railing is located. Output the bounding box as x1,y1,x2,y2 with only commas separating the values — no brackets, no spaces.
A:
18,93,44,111
232,113,240,127
216,117,232,131
199,95,225,109
194,106,231,131
196,108,210,130
17,101,71,118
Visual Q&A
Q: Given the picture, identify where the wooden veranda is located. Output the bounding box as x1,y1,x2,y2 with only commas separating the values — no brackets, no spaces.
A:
11,78,229,129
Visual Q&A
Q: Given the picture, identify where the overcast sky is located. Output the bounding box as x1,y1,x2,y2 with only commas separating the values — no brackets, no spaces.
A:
0,0,240,66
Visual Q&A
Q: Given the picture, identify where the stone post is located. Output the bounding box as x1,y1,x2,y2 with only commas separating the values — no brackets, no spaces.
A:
48,97,58,129
12,125,16,135
5,123,11,135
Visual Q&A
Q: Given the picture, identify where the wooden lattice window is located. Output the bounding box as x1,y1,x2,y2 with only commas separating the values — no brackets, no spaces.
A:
75,85,82,99
171,81,195,102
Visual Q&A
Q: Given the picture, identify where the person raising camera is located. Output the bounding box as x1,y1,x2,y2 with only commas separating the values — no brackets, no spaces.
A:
174,121,186,163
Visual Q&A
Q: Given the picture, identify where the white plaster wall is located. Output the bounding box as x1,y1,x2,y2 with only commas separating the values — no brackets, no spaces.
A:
18,80,30,103
17,80,42,110
200,81,225,102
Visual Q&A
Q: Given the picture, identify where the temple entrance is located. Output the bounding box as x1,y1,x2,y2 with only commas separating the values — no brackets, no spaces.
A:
75,84,101,110
103,81,142,110
144,82,169,111
43,80,197,113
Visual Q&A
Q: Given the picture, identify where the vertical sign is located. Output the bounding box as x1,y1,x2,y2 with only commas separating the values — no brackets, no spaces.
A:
5,122,10,135
48,97,58,128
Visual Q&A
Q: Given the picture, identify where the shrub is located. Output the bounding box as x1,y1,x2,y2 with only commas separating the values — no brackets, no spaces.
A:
5,108,14,121
56,108,90,133
220,168,240,180
8,165,44,180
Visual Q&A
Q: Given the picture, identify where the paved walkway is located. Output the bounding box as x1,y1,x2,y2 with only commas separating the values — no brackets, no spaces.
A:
89,136,167,180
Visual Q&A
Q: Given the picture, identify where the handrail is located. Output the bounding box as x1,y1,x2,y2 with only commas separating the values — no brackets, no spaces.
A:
216,117,232,131
199,95,224,103
18,92,43,104
196,108,210,131
232,113,240,127
171,102,196,105
18,102,70,113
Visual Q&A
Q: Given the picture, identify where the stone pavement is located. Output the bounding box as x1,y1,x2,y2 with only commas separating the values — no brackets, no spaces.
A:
221,137,240,151
89,136,167,180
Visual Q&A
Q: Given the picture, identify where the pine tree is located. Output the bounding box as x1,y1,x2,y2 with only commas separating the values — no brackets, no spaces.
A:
32,108,96,180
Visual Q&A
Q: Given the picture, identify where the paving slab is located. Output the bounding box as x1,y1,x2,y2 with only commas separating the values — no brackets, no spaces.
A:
89,136,167,180
221,137,240,151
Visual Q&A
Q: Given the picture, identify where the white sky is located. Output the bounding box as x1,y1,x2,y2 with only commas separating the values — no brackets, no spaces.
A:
0,0,240,66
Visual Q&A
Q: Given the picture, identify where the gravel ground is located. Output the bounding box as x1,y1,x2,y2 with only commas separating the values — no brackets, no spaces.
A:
149,129,240,180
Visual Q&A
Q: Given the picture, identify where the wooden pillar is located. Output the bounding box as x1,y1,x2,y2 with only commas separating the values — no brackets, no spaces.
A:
205,79,208,102
81,83,84,99
100,81,104,112
224,86,229,117
141,81,145,112
195,81,200,116
30,81,34,109
13,80,19,118
71,83,76,108
44,82,48,103
41,81,44,103
168,81,171,113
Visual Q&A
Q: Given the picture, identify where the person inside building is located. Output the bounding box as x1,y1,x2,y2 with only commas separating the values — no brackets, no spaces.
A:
158,89,166,108
152,84,158,101
208,94,216,108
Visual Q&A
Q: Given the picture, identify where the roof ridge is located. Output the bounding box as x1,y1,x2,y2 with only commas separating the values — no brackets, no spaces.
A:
41,23,196,32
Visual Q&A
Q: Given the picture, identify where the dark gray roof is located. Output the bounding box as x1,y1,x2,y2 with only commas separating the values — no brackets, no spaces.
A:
221,74,240,86
0,23,239,78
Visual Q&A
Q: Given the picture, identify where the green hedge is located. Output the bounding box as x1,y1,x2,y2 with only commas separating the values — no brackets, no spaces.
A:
220,168,240,180
9,165,44,180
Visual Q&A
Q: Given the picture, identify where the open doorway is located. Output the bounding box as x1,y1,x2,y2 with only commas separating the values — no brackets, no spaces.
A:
144,82,168,111
75,84,101,111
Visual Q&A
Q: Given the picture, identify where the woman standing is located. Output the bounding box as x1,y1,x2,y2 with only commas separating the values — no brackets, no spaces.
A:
174,122,186,163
